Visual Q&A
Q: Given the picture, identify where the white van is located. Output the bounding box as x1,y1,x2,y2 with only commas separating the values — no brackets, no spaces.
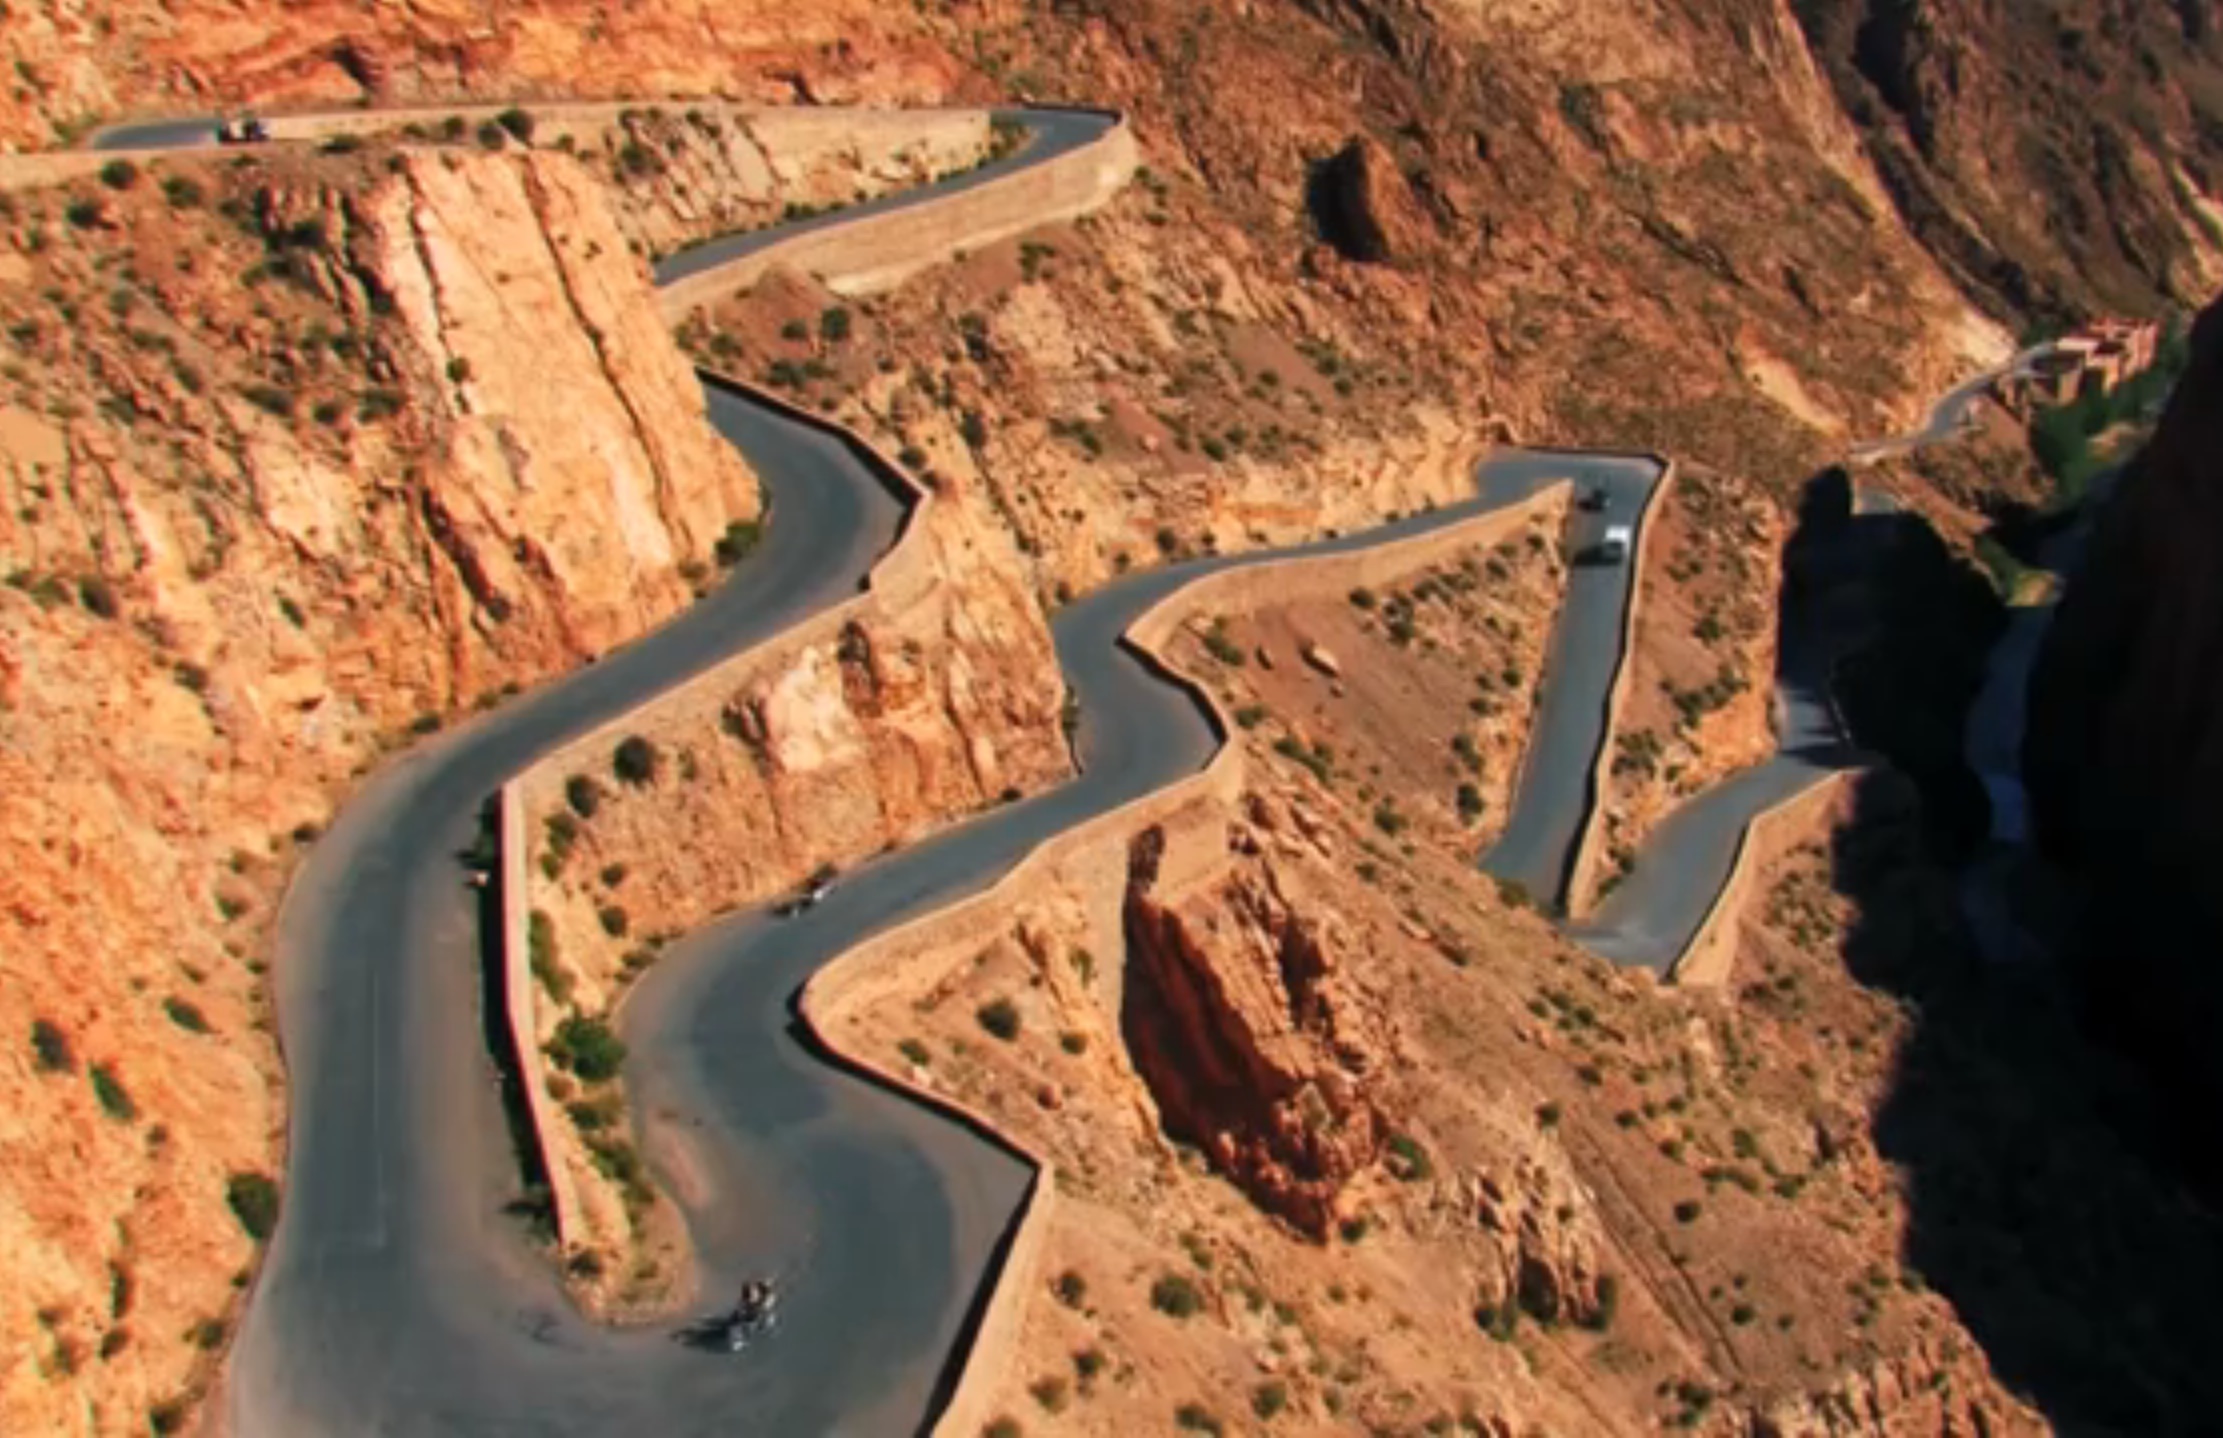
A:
1597,523,1634,563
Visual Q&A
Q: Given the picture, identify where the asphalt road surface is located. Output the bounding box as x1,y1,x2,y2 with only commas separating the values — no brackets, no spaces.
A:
1475,453,1663,908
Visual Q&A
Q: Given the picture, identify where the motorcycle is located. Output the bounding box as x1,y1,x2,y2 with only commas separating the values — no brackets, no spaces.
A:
722,1281,779,1353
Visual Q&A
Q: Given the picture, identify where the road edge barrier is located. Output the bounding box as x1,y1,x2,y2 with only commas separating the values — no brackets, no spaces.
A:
657,106,1139,317
1666,767,1862,987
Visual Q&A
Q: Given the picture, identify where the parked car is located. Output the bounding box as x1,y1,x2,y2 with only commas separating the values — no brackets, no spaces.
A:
1595,523,1634,563
1577,486,1610,513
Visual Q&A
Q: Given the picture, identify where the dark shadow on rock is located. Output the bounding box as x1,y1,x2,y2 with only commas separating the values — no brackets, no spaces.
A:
1824,769,2223,1431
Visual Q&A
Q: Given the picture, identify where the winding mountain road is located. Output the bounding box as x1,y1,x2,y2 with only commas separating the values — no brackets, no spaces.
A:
72,101,2036,1432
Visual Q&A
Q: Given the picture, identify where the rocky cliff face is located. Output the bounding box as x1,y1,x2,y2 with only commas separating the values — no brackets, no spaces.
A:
2027,291,2223,1160
1120,825,1387,1237
1795,0,2223,317
0,141,752,1434
0,1,958,149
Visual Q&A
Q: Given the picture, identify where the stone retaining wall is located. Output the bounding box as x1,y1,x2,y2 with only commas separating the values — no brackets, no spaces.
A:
1668,768,1859,987
1564,457,1677,919
497,784,582,1243
656,110,1139,317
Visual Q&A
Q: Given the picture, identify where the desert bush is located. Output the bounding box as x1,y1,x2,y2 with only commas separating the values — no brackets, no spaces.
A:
977,997,1021,1041
90,1063,134,1121
597,904,629,938
820,306,852,342
1252,1380,1289,1420
1053,1269,1087,1307
225,1171,280,1240
161,175,205,208
714,519,761,566
1386,1132,1432,1181
99,159,138,190
163,998,209,1034
1672,1198,1703,1224
1175,1402,1224,1434
496,107,536,144
1151,1273,1204,1318
30,1018,73,1073
548,1014,626,1082
612,735,659,785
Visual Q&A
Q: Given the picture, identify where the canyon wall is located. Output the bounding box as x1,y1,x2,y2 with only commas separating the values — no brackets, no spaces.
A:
2026,291,2223,1161
0,1,960,149
0,140,753,1434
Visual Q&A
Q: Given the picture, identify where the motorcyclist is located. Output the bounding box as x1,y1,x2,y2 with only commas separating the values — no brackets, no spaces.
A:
734,1277,774,1323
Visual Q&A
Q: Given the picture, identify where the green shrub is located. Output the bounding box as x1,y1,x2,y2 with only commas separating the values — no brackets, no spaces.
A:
1073,1347,1106,1380
1202,625,1246,666
780,318,809,341
1233,704,1267,729
475,120,507,149
163,998,209,1034
90,1063,134,1121
1349,586,1376,608
1252,1380,1289,1420
566,774,602,818
612,735,659,785
977,997,1021,1041
446,356,472,384
161,175,205,209
65,198,102,229
548,1014,626,1082
99,159,139,190
1386,1132,1432,1182
1151,1272,1204,1318
1175,1402,1224,1434
225,1171,280,1240
819,306,852,342
597,904,629,938
1456,782,1484,822
1536,1101,1561,1129
982,1418,1023,1438
496,107,536,144
1672,1198,1702,1224
898,1037,931,1067
31,1018,73,1073
1028,1376,1068,1413
714,519,761,566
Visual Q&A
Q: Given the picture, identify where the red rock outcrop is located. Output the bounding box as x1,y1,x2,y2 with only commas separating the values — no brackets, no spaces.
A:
1119,824,1385,1237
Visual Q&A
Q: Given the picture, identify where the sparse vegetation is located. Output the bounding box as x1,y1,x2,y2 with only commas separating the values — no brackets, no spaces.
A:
547,1014,627,1082
225,1171,280,1240
976,997,1021,1042
163,998,209,1034
612,735,660,786
1151,1272,1205,1318
31,1018,73,1073
90,1063,134,1121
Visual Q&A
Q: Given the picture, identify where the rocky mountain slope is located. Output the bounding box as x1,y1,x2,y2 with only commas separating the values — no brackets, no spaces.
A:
0,138,758,1436
1795,0,2223,318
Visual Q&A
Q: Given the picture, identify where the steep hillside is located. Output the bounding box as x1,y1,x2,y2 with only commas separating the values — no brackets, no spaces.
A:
1795,0,2223,319
0,139,756,1435
2027,293,2223,1165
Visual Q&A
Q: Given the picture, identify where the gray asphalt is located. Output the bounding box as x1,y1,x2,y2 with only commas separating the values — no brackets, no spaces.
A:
1475,453,1664,908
